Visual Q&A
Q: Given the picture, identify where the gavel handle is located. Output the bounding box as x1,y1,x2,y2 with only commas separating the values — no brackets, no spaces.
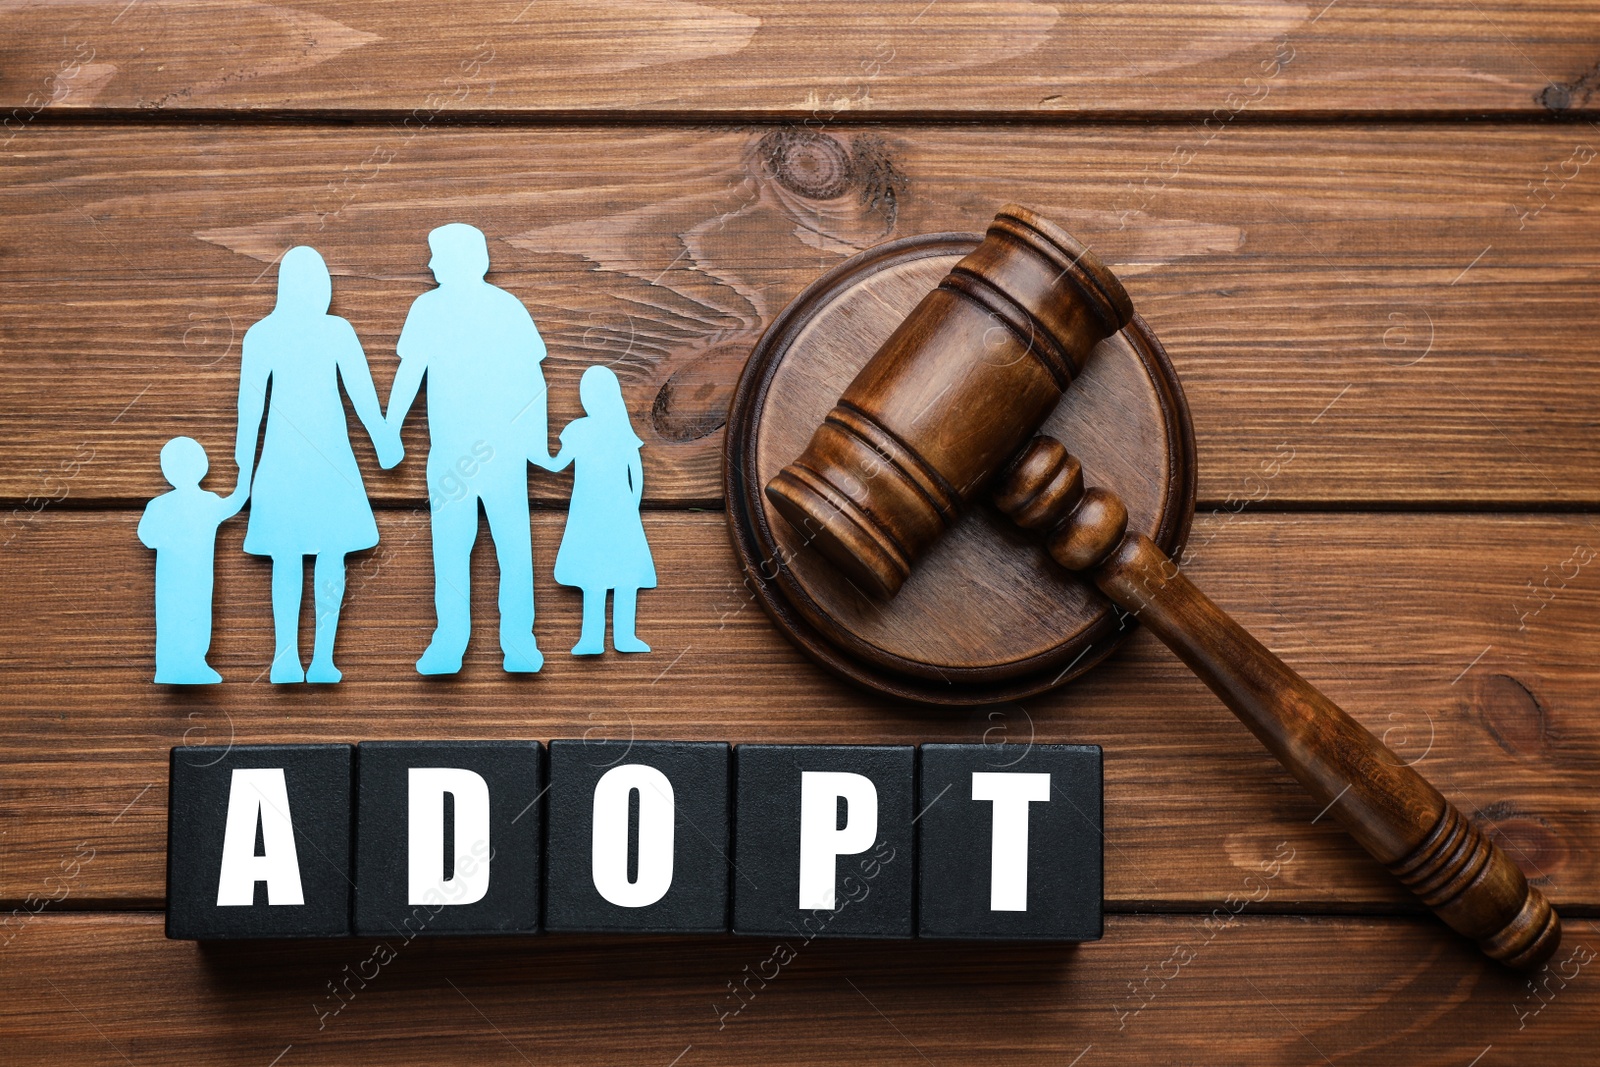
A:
995,436,1560,969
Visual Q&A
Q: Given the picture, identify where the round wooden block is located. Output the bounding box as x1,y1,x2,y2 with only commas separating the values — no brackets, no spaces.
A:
725,232,1196,705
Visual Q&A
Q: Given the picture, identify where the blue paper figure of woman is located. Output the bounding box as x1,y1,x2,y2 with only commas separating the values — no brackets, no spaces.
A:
549,365,656,655
232,246,402,683
138,437,245,684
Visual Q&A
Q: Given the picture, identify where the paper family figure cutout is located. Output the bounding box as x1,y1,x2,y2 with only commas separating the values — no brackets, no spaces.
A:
138,437,246,683
141,225,655,685
233,245,401,684
388,223,550,675
550,365,658,655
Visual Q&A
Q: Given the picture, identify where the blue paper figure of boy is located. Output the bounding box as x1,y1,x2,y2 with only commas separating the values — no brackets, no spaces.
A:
138,437,245,684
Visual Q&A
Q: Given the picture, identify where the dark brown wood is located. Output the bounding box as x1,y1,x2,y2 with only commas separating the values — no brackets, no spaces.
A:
7,913,1599,1067
9,1,1600,1055
752,208,1561,967
6,1,1600,117
7,125,1600,509
725,227,1194,702
994,435,1561,969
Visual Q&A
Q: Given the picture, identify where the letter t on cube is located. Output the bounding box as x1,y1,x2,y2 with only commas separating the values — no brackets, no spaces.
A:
916,743,1102,940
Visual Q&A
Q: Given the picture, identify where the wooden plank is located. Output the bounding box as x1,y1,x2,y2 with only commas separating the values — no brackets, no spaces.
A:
5,1,1600,117
1,509,1594,909
3,912,1596,1065
3,124,1600,506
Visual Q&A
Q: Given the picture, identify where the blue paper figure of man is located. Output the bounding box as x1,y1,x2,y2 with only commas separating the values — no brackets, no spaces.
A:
138,437,245,683
233,246,402,684
550,365,656,654
387,223,552,675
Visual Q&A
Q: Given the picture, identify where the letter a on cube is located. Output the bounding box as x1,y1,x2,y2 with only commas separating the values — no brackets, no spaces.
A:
166,744,353,939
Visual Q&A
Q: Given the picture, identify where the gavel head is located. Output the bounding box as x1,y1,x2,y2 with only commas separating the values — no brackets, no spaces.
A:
764,205,1134,599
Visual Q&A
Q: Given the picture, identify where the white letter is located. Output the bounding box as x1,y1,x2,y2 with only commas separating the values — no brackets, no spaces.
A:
591,764,675,908
408,768,491,906
798,771,878,910
216,768,304,906
972,772,1050,911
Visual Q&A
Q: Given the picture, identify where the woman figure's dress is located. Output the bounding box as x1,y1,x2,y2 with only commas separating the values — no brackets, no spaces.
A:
241,312,379,558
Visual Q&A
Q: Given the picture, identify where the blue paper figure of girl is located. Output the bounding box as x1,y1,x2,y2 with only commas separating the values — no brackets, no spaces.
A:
231,246,402,683
139,436,245,684
549,365,656,654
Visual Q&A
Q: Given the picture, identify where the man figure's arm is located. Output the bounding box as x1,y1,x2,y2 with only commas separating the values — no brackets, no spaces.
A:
518,303,555,469
387,304,429,437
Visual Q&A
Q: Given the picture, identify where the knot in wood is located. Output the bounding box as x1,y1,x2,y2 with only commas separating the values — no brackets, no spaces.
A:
760,130,853,201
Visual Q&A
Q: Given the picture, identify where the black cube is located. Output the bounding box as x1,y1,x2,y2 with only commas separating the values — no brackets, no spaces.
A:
352,740,544,937
166,744,353,939
545,739,731,933
916,742,1102,941
732,744,915,940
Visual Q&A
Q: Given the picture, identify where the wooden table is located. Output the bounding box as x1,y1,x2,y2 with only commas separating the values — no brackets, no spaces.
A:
3,2,1599,1062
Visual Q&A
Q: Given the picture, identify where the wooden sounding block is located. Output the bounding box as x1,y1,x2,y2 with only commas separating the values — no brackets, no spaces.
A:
731,745,915,939
916,744,1102,942
724,221,1194,704
166,744,352,940
747,205,1561,970
544,740,732,934
352,741,544,937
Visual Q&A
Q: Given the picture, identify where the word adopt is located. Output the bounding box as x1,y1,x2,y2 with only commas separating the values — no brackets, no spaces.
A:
166,739,1102,944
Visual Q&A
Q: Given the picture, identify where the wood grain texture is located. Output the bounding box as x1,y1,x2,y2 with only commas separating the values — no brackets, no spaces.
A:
5,1,1600,117
0,510,1593,910
3,913,1596,1065
3,125,1599,507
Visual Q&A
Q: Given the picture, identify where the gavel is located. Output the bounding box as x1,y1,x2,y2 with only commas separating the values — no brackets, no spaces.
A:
765,205,1560,969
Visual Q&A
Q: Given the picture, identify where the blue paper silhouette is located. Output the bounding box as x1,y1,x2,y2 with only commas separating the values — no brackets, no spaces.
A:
143,227,665,685
233,245,401,684
386,223,552,676
550,365,656,655
139,437,245,684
